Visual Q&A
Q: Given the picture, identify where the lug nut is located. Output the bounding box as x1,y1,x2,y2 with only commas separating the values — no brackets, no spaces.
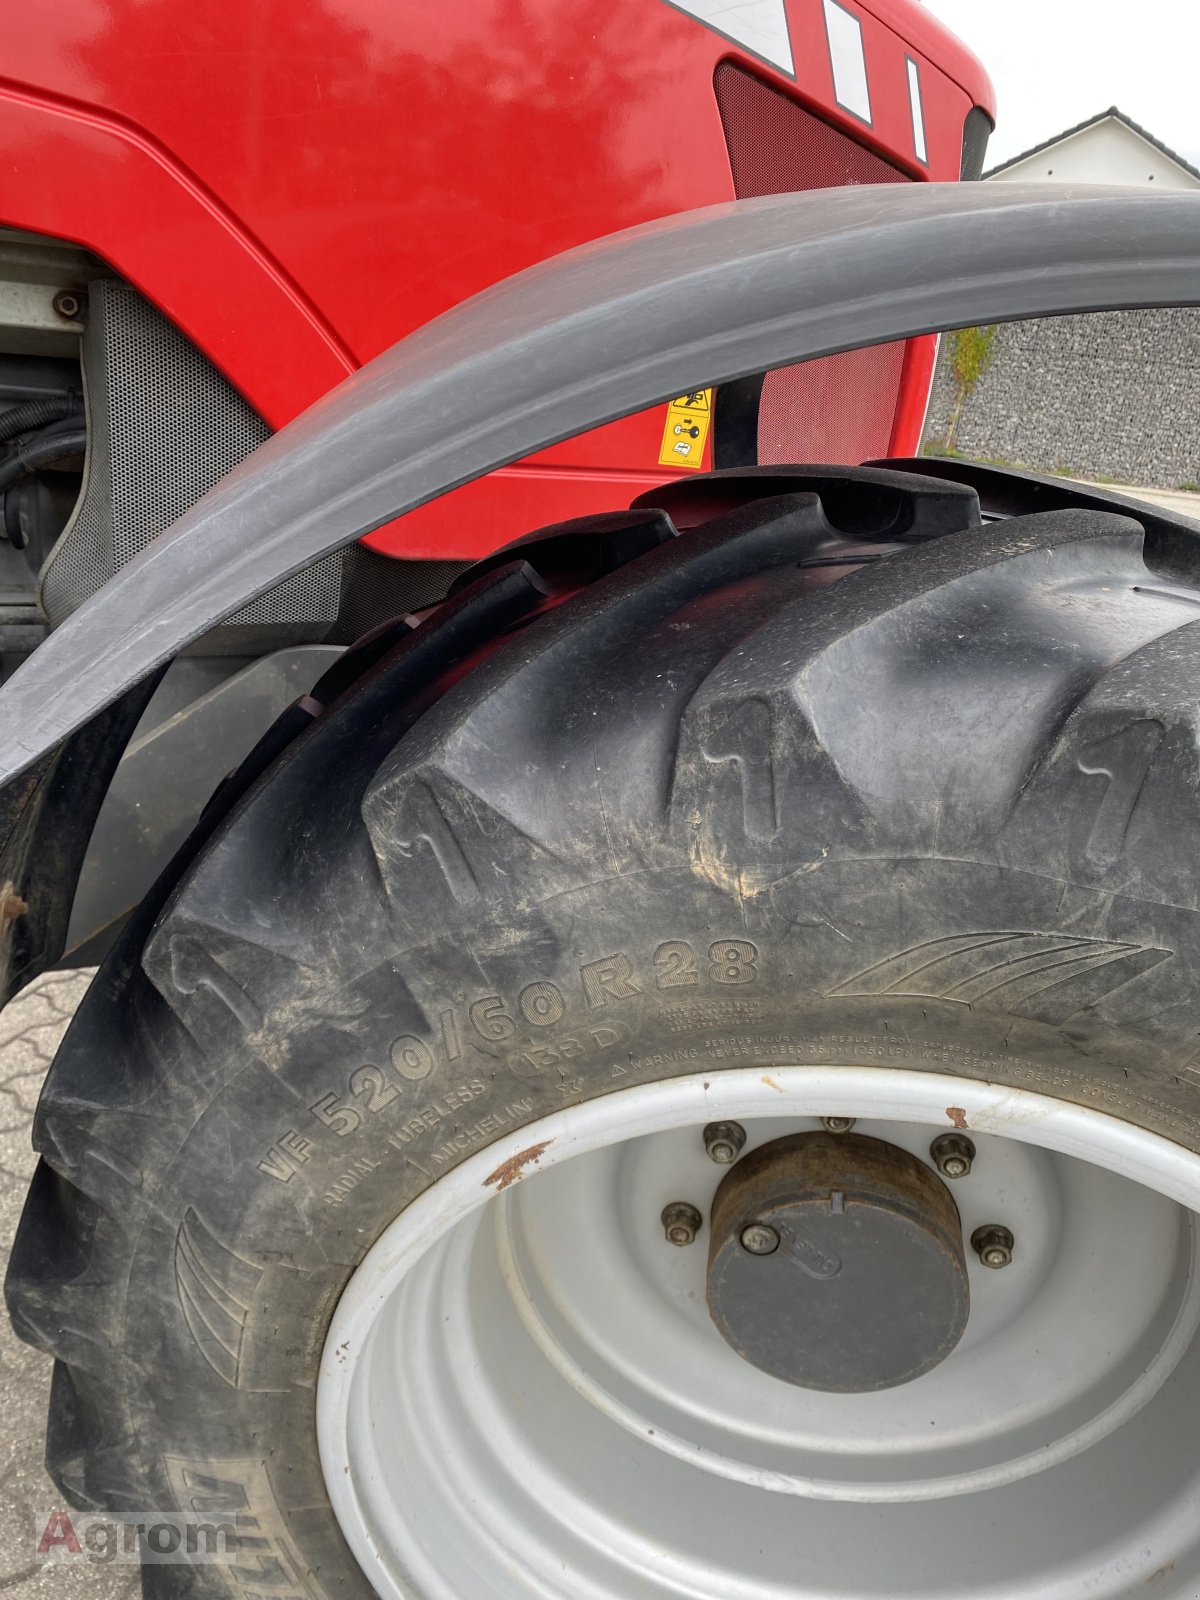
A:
662,1201,703,1247
821,1116,856,1134
739,1221,781,1255
703,1120,747,1164
930,1132,976,1179
971,1224,1015,1269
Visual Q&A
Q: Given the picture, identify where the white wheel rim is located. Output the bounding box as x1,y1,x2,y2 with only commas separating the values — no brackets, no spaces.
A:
318,1066,1200,1599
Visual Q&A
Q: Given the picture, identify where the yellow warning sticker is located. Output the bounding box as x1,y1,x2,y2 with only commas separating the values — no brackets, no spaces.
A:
657,389,712,469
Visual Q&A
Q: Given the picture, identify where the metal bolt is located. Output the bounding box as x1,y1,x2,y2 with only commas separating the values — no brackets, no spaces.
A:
821,1116,857,1134
662,1201,703,1247
52,289,84,322
971,1224,1015,1269
703,1120,747,1165
739,1221,781,1256
930,1132,976,1179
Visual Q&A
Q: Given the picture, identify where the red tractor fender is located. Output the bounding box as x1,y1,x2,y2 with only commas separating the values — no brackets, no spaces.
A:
0,1,994,558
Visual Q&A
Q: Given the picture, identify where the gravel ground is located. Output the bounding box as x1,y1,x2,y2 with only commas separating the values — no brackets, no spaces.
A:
0,968,139,1597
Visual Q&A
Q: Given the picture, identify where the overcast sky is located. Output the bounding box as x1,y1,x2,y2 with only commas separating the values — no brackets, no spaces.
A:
923,0,1200,171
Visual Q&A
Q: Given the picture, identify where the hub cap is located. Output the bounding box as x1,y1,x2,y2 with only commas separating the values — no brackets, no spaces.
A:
707,1130,969,1391
318,1067,1200,1599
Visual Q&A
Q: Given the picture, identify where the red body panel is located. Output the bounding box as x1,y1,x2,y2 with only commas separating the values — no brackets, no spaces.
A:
0,0,992,560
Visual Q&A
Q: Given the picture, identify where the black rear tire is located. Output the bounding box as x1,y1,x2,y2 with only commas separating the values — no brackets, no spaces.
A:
11,465,1200,1596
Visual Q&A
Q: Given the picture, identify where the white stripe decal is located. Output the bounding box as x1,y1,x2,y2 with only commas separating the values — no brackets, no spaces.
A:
822,0,871,125
907,56,928,164
665,0,794,75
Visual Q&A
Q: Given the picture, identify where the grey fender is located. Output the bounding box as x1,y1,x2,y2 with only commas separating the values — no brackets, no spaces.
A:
2,179,1200,783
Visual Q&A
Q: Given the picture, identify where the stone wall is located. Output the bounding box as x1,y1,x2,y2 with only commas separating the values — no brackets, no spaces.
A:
923,309,1200,487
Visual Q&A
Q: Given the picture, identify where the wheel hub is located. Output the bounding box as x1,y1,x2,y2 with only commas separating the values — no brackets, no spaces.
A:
319,1067,1200,1600
706,1131,969,1391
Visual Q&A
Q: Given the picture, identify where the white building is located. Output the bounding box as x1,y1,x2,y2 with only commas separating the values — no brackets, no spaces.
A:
985,107,1200,190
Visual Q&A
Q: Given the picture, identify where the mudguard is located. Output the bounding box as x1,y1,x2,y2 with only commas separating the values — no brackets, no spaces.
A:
1,181,1198,781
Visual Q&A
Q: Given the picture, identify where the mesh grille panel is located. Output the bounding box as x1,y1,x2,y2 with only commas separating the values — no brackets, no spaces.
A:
714,62,908,465
40,281,343,643
332,547,469,643
757,344,908,463
961,106,992,181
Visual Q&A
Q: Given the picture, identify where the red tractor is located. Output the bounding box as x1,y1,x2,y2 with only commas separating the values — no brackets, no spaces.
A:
3,3,1200,1597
